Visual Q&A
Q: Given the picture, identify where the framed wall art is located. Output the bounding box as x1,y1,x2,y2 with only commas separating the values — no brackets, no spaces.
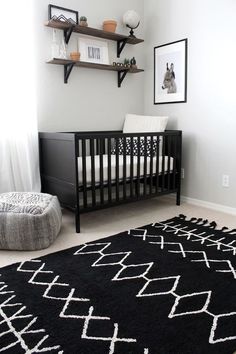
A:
79,38,109,65
154,39,187,104
48,4,79,25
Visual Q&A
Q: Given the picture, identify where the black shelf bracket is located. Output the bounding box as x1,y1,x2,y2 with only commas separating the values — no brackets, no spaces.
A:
64,25,75,44
64,63,75,84
117,39,128,58
118,70,128,88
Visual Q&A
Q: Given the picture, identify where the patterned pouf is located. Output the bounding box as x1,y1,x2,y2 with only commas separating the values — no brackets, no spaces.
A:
0,192,62,251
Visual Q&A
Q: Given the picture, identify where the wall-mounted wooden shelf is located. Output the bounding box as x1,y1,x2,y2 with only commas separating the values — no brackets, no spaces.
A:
45,20,144,57
47,58,144,86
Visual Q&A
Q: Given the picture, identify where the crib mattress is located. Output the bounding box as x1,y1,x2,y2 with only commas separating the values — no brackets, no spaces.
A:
77,155,174,186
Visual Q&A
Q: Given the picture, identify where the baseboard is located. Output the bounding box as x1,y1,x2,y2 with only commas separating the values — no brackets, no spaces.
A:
181,196,236,216
163,194,236,215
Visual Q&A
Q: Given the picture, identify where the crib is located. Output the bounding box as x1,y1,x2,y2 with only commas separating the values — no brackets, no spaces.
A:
39,130,182,232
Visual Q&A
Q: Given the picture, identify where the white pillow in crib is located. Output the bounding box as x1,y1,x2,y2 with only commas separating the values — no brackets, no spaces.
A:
123,114,168,133
123,114,168,155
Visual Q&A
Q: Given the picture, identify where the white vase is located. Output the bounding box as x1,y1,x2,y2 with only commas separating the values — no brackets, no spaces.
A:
51,29,60,59
58,37,67,59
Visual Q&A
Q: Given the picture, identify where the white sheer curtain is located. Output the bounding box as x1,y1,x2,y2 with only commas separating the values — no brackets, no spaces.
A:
0,1,41,193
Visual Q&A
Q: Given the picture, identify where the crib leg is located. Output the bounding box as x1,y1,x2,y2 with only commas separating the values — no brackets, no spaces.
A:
75,208,80,233
176,190,181,206
135,180,140,197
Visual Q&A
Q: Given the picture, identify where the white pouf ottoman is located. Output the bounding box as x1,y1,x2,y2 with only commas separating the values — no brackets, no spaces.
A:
0,192,62,251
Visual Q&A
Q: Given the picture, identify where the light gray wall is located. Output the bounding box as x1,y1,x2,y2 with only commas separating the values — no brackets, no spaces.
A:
34,0,236,209
144,0,236,208
34,0,144,132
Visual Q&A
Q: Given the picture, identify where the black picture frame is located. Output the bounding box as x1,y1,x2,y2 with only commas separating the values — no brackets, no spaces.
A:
48,4,79,25
154,38,188,105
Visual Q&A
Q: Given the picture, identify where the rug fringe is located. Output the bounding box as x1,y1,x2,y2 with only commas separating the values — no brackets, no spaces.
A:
178,214,236,233
179,214,217,228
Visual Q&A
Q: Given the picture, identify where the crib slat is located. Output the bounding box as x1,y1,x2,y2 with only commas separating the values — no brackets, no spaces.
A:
167,136,171,191
137,136,141,197
74,136,80,232
161,135,165,192
99,138,104,205
123,137,127,199
116,138,119,202
130,136,134,198
102,139,105,153
90,139,96,206
176,132,182,205
143,136,147,196
82,139,87,209
155,135,160,193
108,138,112,203
172,134,177,190
149,135,154,195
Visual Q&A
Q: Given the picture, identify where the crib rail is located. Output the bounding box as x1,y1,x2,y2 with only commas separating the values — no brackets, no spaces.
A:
39,130,182,233
74,130,182,212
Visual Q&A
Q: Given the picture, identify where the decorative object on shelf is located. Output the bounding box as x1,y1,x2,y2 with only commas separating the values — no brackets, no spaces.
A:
80,16,88,27
51,29,60,59
154,38,188,104
103,20,117,33
123,10,140,38
48,4,79,25
70,38,80,61
70,52,80,61
124,58,131,68
130,57,137,69
79,37,109,64
112,62,125,68
58,37,67,59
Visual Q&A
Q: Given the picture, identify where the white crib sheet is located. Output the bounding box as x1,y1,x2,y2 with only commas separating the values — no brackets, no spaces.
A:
78,155,174,186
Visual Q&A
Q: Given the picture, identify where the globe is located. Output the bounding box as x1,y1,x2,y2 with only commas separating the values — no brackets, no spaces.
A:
123,10,140,29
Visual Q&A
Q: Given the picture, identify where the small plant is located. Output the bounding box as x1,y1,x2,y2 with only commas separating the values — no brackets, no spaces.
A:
80,16,88,26
124,58,130,67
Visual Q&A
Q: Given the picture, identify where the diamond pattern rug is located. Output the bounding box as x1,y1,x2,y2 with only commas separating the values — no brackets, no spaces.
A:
0,215,236,354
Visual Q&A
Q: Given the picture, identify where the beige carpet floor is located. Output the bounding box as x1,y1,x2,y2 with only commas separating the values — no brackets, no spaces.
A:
0,196,235,268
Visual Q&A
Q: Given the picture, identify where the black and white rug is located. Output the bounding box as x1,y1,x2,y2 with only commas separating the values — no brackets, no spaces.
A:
1,215,236,354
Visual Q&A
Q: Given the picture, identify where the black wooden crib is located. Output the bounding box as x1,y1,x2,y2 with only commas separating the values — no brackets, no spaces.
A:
39,130,182,232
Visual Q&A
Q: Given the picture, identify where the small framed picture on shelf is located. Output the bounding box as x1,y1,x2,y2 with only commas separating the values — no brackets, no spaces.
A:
79,37,109,65
48,4,79,25
154,38,187,104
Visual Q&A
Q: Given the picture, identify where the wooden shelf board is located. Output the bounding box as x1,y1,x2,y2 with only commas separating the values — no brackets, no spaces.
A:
45,20,144,45
47,58,144,73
